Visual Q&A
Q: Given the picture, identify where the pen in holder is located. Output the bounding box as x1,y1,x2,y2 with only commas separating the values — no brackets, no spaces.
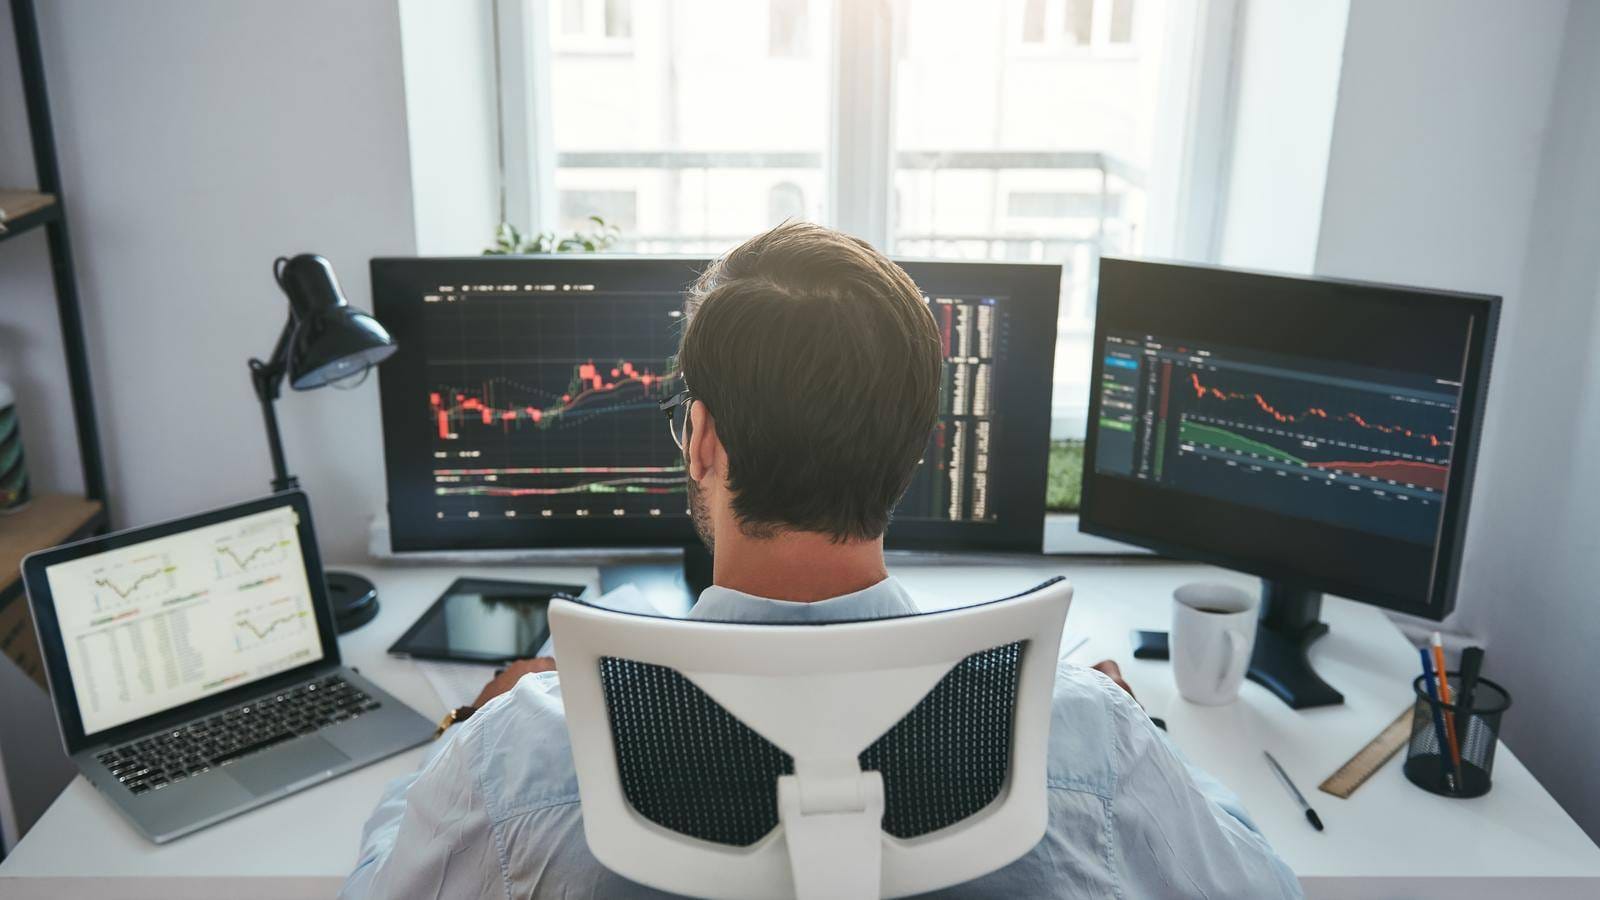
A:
1403,672,1511,798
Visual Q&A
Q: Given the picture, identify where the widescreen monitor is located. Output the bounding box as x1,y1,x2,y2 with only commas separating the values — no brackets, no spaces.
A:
1080,258,1497,707
371,256,1059,558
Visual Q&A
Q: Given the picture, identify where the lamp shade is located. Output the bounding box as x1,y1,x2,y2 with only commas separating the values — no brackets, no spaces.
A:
275,254,398,390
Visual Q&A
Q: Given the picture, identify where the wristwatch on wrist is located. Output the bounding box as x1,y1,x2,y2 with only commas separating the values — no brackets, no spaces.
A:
432,705,477,739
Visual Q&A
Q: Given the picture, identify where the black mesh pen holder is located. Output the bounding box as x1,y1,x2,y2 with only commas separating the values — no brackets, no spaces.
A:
1403,674,1511,798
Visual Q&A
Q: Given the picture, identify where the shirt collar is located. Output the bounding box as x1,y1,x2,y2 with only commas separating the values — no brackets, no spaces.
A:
688,576,919,624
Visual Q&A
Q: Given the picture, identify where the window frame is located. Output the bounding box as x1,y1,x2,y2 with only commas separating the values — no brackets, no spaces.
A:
503,0,1239,553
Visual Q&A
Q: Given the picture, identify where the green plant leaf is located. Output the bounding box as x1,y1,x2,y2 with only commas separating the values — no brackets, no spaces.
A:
484,213,626,255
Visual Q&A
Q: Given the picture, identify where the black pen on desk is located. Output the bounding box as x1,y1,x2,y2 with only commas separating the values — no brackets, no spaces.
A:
1263,751,1324,832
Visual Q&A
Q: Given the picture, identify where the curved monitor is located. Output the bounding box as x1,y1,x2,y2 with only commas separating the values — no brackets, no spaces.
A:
1080,258,1498,621
371,256,1059,555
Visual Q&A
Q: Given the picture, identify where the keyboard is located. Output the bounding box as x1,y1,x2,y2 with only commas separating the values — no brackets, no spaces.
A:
95,673,381,795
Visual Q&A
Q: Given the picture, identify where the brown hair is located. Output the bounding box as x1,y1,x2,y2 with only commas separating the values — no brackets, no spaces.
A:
679,222,942,541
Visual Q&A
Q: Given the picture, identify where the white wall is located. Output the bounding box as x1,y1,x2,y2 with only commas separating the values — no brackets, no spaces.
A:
1304,0,1600,838
1468,0,1600,841
1311,0,1567,636
1314,1,1564,294
1216,0,1348,273
33,0,417,561
397,0,500,255
0,0,415,843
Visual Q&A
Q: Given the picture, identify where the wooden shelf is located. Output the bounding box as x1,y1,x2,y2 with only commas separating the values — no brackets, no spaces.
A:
0,493,103,690
0,188,60,243
0,492,103,595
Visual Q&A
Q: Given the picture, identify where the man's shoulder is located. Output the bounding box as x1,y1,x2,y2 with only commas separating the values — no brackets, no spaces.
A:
1045,660,1162,797
435,673,582,822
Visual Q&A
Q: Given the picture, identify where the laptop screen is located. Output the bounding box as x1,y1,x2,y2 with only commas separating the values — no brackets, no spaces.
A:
42,504,326,737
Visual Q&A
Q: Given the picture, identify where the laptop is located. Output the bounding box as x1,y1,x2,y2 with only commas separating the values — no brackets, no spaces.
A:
21,491,434,843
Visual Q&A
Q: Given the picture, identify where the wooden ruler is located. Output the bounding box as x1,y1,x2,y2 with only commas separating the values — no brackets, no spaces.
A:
1319,707,1414,799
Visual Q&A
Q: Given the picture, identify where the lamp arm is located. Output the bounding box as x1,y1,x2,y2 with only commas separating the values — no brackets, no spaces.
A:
250,316,299,492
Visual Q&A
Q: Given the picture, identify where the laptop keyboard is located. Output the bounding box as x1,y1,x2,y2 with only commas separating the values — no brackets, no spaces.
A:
95,673,381,795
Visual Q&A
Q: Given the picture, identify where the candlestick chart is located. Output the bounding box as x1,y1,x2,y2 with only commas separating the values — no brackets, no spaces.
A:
423,289,688,520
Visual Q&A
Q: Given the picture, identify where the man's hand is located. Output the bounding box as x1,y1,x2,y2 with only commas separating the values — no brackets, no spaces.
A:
471,657,557,708
1092,659,1135,701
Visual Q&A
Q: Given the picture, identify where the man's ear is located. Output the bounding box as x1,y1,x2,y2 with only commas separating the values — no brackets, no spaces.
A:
685,402,719,483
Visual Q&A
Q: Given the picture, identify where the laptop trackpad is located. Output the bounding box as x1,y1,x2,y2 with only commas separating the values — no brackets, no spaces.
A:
224,736,351,797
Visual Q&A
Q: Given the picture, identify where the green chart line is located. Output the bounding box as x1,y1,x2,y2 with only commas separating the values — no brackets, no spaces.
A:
1179,420,1306,466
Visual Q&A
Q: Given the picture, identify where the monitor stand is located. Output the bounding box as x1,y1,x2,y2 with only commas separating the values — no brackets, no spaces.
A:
1250,582,1343,709
1132,580,1344,710
597,544,713,616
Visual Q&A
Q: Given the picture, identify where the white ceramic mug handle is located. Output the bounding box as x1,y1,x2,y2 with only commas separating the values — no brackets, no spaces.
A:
1217,628,1251,694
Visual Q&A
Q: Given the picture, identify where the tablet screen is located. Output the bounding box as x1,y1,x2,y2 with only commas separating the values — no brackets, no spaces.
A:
391,578,583,663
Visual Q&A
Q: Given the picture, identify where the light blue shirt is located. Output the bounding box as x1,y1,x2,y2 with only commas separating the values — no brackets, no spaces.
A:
342,578,1303,899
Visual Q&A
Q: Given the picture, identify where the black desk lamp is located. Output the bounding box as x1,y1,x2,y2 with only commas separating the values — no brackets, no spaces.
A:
250,254,397,633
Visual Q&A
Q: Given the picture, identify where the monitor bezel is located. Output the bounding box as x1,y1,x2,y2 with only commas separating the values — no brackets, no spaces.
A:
21,491,340,754
1078,257,1498,621
371,255,1059,556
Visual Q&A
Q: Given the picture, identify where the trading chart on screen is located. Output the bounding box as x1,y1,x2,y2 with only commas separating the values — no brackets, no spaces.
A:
896,295,1002,524
413,282,1003,527
421,283,688,522
46,505,321,736
1093,332,1462,544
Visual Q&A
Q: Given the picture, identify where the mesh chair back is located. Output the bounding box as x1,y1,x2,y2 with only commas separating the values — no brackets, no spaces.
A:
599,641,1024,847
553,577,1072,900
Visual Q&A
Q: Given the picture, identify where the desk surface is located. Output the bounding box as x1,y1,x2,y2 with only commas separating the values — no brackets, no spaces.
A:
4,559,1599,899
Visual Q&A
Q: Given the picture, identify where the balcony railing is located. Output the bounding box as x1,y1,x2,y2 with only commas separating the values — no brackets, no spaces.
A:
558,147,1144,286
556,149,1144,435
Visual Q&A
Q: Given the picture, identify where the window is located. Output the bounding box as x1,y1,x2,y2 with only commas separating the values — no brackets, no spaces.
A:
1015,0,1136,52
559,189,638,232
1065,0,1093,46
1006,190,1123,220
767,181,806,223
546,0,830,252
605,0,633,38
554,0,634,51
1109,0,1135,44
1022,0,1046,43
500,0,1201,519
769,0,810,58
894,0,1170,446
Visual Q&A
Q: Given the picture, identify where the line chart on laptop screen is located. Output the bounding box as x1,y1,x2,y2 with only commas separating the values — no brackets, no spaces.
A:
44,505,322,735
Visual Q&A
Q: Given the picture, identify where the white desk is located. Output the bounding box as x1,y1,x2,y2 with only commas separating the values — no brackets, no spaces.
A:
3,559,1598,899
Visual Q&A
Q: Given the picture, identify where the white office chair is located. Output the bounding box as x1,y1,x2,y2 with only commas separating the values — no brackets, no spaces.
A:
550,577,1073,900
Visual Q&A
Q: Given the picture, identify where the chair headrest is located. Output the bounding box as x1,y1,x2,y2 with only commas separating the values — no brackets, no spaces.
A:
560,574,1069,627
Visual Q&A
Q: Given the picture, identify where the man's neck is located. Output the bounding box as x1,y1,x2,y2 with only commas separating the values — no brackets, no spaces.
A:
711,529,888,603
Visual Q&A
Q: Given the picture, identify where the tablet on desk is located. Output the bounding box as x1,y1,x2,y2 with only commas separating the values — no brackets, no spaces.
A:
388,577,585,664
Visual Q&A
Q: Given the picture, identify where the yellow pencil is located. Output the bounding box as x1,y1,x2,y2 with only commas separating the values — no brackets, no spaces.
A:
1431,632,1463,775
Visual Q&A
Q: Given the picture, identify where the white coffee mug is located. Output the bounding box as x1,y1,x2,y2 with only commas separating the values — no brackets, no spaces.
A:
1171,583,1259,705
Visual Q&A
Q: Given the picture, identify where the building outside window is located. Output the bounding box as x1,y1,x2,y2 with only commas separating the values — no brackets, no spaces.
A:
523,0,1190,514
1017,0,1136,51
546,0,830,255
769,0,811,57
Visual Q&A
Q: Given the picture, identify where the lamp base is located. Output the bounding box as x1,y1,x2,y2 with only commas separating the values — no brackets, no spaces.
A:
326,570,379,633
